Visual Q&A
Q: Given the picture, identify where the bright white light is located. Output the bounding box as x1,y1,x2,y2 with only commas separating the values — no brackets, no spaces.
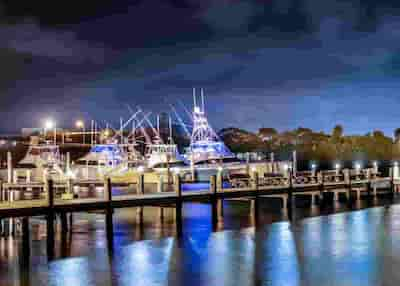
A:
373,161,378,167
173,167,180,174
75,120,84,129
217,166,223,172
311,164,316,170
44,119,54,129
335,163,341,169
395,162,399,167
194,106,200,113
137,166,144,173
355,163,361,170
283,164,289,170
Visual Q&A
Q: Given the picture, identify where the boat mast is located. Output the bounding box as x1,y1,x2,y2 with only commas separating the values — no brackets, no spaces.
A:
193,87,197,108
201,88,205,113
169,115,173,144
120,117,123,144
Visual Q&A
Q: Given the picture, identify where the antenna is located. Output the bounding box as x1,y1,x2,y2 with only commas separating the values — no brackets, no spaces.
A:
201,88,205,112
170,104,191,137
120,117,123,143
193,87,197,108
169,115,173,144
157,114,160,135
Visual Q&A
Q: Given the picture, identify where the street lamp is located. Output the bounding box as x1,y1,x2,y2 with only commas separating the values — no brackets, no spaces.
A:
44,119,56,144
75,120,85,144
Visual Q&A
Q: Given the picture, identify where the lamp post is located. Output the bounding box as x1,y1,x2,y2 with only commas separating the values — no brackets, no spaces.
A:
75,120,85,144
44,119,55,144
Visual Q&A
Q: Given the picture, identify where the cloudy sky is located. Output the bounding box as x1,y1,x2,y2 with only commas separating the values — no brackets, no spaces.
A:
1,0,400,135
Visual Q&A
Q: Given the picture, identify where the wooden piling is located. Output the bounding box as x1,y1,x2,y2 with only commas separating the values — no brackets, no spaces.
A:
157,175,164,221
22,217,30,259
210,175,218,231
0,179,2,210
390,167,395,201
287,169,293,220
7,151,12,184
60,212,68,232
105,178,114,251
174,174,182,237
136,173,144,222
253,172,259,226
46,179,55,260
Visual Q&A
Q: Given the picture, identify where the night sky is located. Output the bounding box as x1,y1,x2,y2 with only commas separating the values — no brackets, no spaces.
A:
1,0,400,135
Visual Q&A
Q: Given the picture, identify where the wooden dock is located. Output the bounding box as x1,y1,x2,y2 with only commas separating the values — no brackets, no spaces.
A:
0,167,397,259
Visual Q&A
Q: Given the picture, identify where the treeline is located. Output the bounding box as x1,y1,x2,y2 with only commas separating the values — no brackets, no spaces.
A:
220,125,400,162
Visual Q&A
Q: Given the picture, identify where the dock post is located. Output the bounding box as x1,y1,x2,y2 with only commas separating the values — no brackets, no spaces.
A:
66,152,71,172
22,217,30,259
253,172,259,226
390,167,395,201
287,169,293,220
60,212,68,233
366,169,372,200
343,169,352,205
157,175,164,220
46,179,55,260
136,173,144,224
210,175,218,231
105,177,114,251
174,174,182,237
0,179,3,202
7,151,12,183
69,213,73,232
216,169,224,219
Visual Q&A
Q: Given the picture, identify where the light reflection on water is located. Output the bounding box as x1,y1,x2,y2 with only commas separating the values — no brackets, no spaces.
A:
1,199,400,285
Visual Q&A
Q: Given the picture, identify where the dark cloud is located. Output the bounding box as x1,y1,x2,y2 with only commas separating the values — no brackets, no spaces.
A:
2,0,400,134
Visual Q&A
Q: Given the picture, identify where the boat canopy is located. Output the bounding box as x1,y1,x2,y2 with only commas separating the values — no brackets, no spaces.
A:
189,141,235,163
19,144,60,166
79,144,125,166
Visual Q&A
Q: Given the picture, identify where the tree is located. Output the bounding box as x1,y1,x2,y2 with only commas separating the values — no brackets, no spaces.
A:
394,128,400,141
332,124,343,139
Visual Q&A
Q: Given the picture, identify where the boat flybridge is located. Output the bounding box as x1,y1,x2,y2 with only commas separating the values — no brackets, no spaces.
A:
18,136,66,180
185,88,240,169
143,113,186,170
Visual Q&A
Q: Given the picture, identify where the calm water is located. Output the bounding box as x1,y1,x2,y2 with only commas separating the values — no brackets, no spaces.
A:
1,196,400,286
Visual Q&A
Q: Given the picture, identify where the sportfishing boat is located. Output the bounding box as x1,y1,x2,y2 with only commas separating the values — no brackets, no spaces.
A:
185,89,241,167
142,114,186,170
18,136,66,181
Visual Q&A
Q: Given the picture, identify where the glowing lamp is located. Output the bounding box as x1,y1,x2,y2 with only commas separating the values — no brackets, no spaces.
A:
44,119,54,130
75,120,84,129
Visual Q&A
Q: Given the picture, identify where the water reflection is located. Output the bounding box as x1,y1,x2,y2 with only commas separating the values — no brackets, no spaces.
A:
1,198,400,285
